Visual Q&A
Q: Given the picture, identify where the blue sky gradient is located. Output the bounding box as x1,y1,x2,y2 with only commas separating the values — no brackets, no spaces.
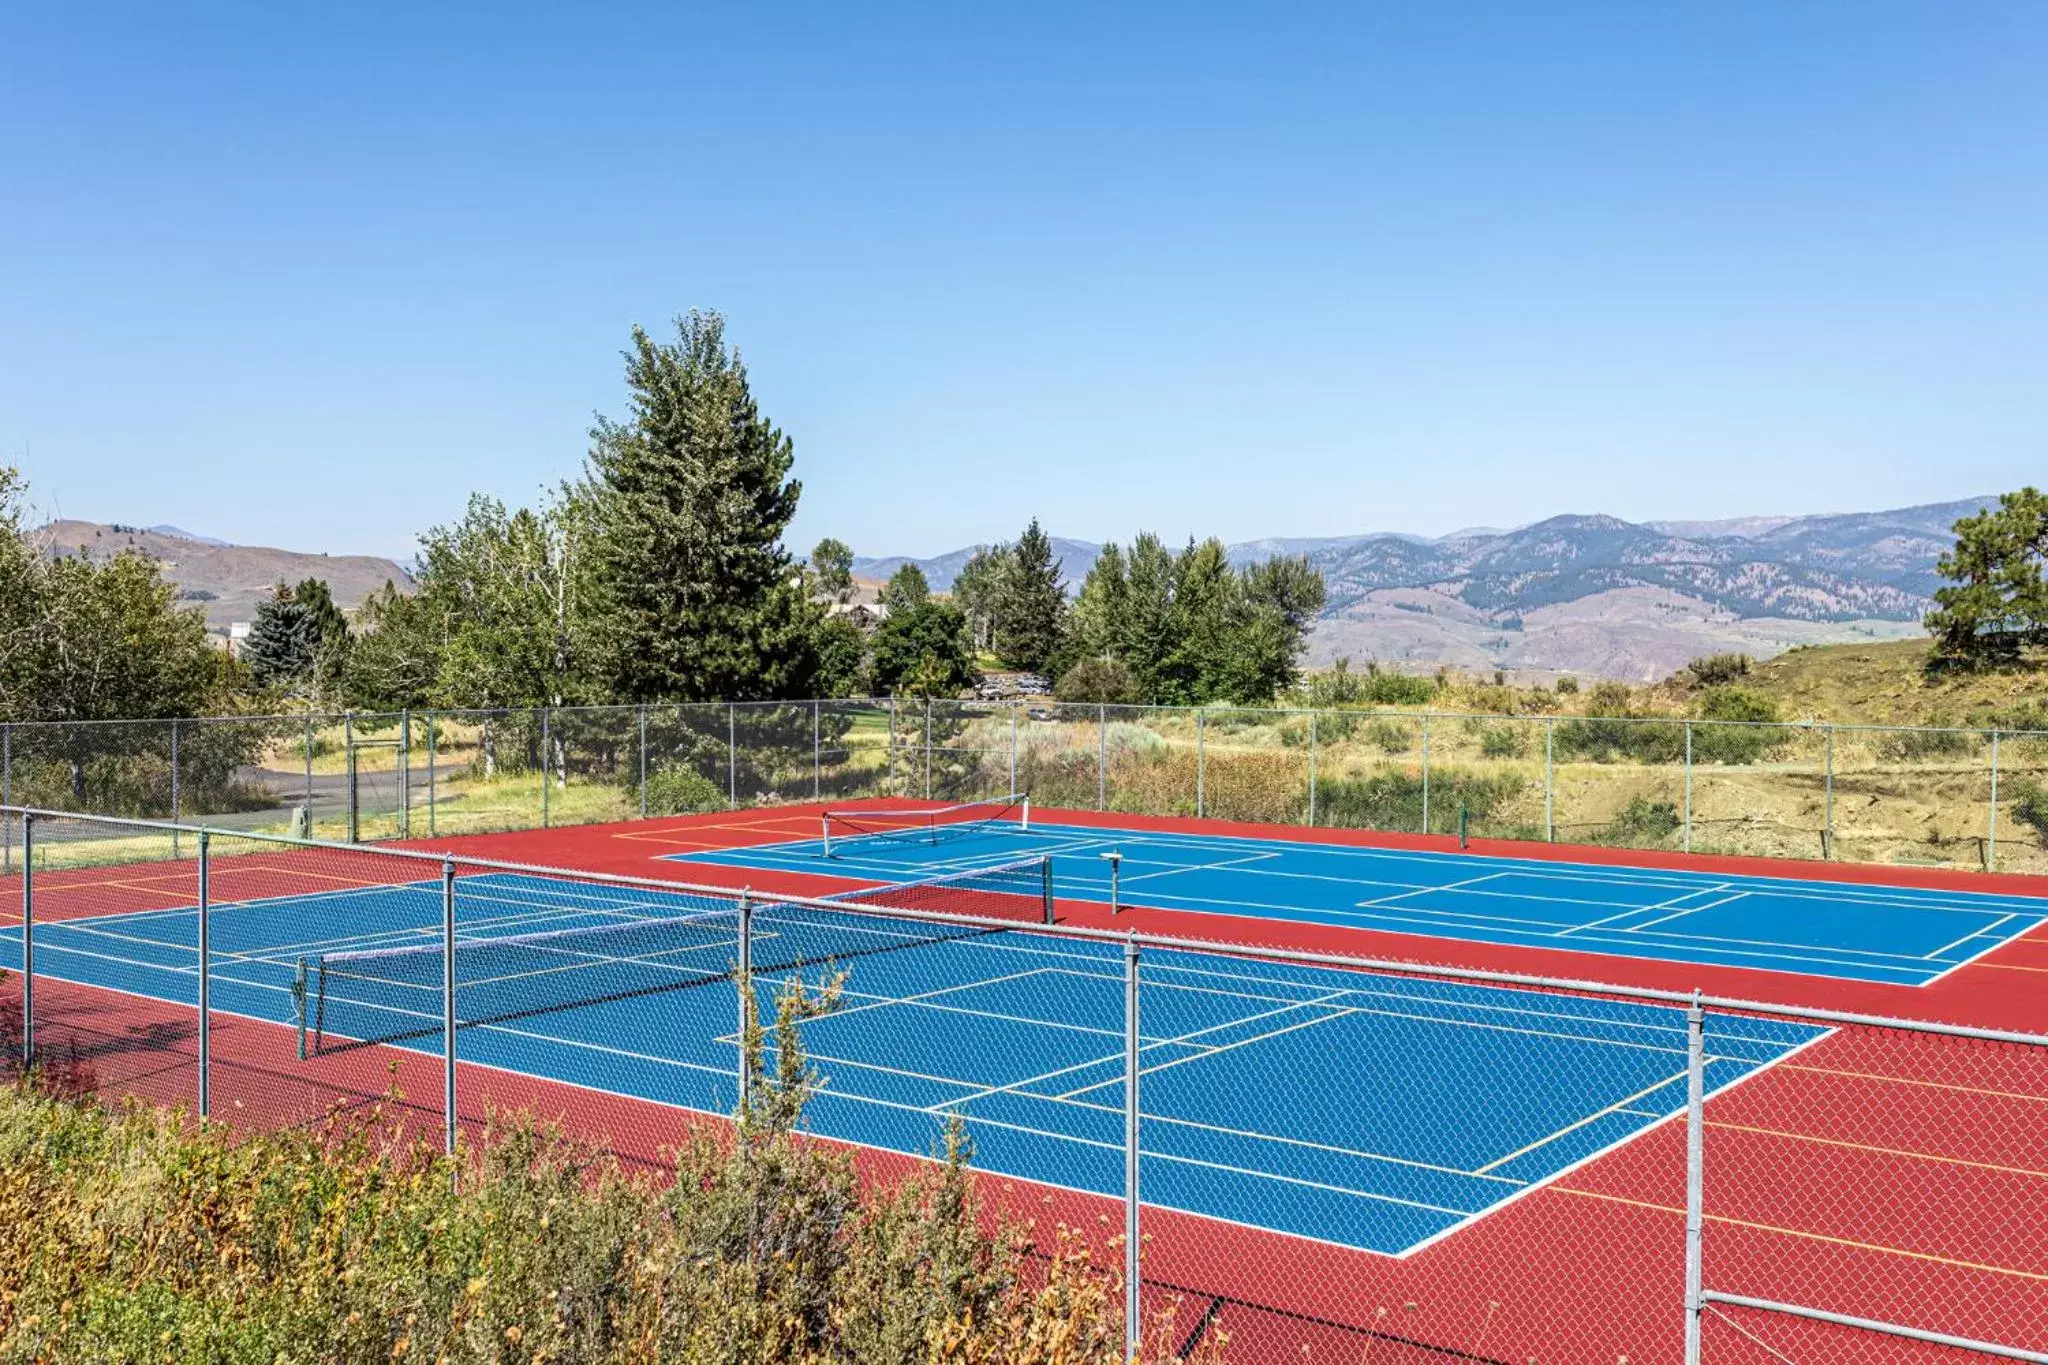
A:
3,3,2044,561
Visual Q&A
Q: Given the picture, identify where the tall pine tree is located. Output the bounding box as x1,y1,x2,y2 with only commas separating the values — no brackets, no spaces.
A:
995,518,1067,672
583,312,817,701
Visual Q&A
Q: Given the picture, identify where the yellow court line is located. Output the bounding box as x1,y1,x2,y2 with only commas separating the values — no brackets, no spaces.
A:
1555,1187,2048,1283
1705,1121,2048,1181
1779,1063,2048,1107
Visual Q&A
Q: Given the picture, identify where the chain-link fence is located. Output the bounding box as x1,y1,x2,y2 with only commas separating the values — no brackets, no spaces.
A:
6,805,2042,1362
5,705,2046,875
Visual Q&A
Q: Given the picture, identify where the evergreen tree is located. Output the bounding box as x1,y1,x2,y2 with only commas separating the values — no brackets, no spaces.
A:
1070,542,1129,661
951,544,1014,654
242,585,320,691
1926,488,2048,663
583,311,817,701
878,563,930,617
994,519,1067,672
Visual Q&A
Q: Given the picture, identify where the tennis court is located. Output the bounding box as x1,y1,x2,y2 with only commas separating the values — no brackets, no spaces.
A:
2,855,1823,1256
677,799,2048,986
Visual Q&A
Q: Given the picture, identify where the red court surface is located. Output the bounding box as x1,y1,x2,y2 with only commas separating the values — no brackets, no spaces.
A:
8,804,2044,1362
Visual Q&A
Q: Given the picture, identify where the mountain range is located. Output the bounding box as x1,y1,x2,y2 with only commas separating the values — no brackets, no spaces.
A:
856,497,1990,681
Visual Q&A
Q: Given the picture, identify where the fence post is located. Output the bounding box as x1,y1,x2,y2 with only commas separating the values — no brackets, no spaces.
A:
1823,723,1834,860
812,700,821,801
1988,730,2001,872
427,714,438,838
1009,704,1018,796
1543,717,1554,842
170,717,182,857
2,723,10,874
1098,703,1107,811
1196,709,1206,819
737,892,754,1110
1307,710,1318,827
442,858,458,1165
1684,721,1694,854
343,712,355,841
197,829,211,1118
728,703,739,810
887,697,898,796
638,704,649,818
400,710,412,839
1123,934,1142,1362
924,698,933,801
1684,991,1705,1365
542,707,553,828
1420,713,1431,835
20,813,32,1068
304,713,315,819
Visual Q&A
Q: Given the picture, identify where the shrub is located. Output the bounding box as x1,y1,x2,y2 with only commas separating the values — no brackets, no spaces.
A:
1479,724,1528,759
1056,655,1142,705
1367,718,1415,755
1593,797,1682,846
643,763,727,814
1876,725,1978,761
1680,653,1752,688
1555,675,1579,695
1690,686,1788,765
2011,779,2048,844
0,981,1190,1365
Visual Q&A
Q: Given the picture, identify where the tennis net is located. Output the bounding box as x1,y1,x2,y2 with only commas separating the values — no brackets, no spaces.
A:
299,855,1055,1055
820,793,1029,857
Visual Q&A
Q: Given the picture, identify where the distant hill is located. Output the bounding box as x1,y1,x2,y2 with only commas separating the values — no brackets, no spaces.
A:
38,521,414,632
857,496,1993,681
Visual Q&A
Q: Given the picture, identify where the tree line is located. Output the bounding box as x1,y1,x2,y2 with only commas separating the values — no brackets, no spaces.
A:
0,311,1329,731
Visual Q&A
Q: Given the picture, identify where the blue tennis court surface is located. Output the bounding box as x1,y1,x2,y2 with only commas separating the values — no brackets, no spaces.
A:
5,866,1821,1255
676,819,2047,986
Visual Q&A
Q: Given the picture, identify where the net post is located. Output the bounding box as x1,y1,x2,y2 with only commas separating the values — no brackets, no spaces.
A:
737,890,754,1111
821,813,832,859
1122,934,1142,1361
1103,850,1122,915
293,958,309,1061
1039,857,1055,925
441,857,457,1166
1020,794,1030,832
20,811,32,1069
1683,989,1705,1365
197,829,211,1119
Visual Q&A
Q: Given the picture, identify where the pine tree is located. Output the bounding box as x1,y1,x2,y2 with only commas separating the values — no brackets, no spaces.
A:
994,519,1066,672
878,563,930,617
1925,488,2048,663
242,585,319,690
583,311,817,702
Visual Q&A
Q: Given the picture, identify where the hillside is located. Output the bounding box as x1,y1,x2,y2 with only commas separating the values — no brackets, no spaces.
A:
39,521,414,632
1742,638,2048,728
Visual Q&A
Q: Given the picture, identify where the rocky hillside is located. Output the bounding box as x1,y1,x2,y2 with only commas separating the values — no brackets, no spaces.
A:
38,521,414,632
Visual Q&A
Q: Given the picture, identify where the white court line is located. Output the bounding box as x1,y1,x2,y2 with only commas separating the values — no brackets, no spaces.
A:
1351,871,1509,910
1555,884,1733,937
1473,1067,1690,1174
1923,913,2019,962
1627,891,1749,934
1118,852,1284,886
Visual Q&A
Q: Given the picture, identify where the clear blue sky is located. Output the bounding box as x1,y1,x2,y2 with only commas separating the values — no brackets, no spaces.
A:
4,3,2044,563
